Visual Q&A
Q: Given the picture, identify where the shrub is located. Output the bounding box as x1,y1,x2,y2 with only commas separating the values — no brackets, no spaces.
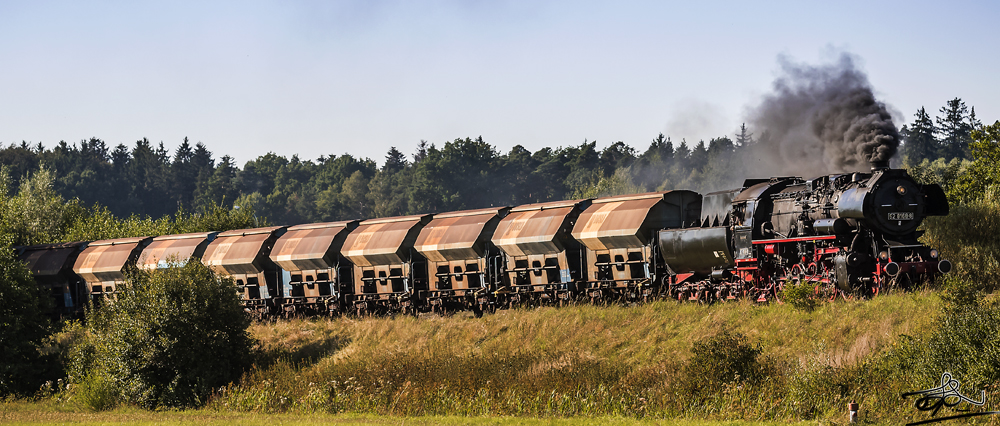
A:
921,297,1000,392
0,167,87,246
68,261,253,409
781,279,820,312
0,244,52,396
921,190,1000,294
948,121,1000,204
678,330,779,396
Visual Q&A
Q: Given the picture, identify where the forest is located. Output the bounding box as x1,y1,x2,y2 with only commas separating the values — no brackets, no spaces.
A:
0,98,982,228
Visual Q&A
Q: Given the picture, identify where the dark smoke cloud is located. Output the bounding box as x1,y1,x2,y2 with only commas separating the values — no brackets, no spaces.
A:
747,53,900,177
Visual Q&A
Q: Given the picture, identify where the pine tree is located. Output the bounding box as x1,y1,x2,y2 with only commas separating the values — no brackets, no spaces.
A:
735,123,754,148
170,138,196,210
937,98,973,160
969,107,983,132
130,138,171,217
383,146,407,173
413,140,430,163
196,155,238,210
901,107,938,164
690,140,709,172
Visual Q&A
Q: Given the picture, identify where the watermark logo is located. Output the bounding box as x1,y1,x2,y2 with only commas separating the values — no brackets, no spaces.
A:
902,372,998,425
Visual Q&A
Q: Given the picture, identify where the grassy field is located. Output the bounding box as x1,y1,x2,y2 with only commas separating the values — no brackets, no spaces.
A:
253,290,942,369
1,400,810,426
209,291,945,422
14,291,958,424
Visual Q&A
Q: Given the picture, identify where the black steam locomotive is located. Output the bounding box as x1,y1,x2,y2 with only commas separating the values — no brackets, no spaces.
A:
659,162,951,302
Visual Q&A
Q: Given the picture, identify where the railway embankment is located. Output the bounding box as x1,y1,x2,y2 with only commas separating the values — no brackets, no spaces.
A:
211,291,972,423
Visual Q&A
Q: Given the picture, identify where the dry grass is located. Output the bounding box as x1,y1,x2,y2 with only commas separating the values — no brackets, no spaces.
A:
11,291,945,422
0,400,805,426
209,291,945,420
252,290,941,372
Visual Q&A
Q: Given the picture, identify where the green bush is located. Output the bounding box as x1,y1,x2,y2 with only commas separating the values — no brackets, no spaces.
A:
921,297,1000,392
0,167,87,246
921,191,1000,295
781,279,820,312
678,330,779,397
68,261,253,409
0,244,53,396
74,370,118,411
948,121,1000,204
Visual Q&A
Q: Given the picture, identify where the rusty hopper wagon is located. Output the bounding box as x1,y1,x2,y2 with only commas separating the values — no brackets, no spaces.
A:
201,226,288,317
268,220,360,317
412,207,510,315
71,237,152,303
136,232,218,271
571,191,702,303
15,242,89,318
491,199,592,306
342,214,432,315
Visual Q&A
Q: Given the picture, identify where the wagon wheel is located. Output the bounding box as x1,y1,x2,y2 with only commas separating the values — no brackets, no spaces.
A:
701,284,715,304
811,271,836,302
805,263,821,297
790,264,804,278
716,286,729,302
730,281,745,301
589,292,602,305
821,272,839,302
511,294,526,310
406,304,419,317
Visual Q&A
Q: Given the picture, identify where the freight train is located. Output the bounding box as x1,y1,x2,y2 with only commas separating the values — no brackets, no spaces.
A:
16,164,951,318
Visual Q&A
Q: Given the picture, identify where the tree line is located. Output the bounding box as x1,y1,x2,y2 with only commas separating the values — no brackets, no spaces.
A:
900,97,982,163
0,98,983,228
0,135,747,226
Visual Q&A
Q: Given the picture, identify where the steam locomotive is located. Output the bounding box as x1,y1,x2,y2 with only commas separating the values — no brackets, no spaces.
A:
660,161,951,303
17,164,950,318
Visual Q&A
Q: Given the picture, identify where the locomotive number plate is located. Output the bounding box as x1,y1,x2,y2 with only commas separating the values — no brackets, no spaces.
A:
888,212,914,220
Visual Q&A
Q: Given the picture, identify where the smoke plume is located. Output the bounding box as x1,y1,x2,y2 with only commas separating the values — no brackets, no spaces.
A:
747,53,900,177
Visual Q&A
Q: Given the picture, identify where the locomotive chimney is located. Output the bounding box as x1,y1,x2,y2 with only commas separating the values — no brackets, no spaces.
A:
870,160,889,171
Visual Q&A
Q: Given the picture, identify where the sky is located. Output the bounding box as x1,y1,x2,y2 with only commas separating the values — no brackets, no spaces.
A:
1,0,997,167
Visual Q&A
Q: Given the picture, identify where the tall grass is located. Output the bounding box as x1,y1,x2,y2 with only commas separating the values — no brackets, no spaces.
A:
209,293,949,421
922,190,1000,295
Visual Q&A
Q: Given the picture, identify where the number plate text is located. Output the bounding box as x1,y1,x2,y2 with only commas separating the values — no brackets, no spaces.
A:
888,212,914,221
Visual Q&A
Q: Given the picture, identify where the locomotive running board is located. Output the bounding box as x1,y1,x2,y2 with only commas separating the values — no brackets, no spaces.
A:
753,235,837,244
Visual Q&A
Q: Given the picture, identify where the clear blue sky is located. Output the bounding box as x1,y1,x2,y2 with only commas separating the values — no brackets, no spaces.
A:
1,0,996,166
